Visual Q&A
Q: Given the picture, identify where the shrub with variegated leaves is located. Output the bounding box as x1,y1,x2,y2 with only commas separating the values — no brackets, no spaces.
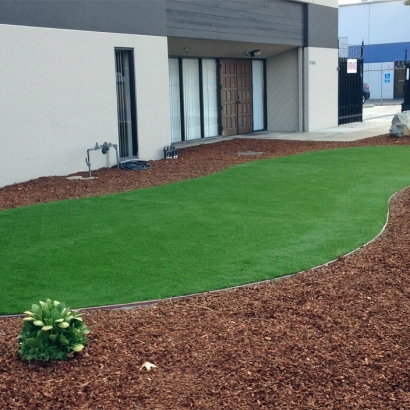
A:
18,299,90,361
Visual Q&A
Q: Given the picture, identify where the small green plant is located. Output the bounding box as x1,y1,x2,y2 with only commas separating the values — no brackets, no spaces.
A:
18,299,90,361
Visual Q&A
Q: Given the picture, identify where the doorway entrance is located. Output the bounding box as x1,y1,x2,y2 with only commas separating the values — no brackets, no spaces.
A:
220,59,253,136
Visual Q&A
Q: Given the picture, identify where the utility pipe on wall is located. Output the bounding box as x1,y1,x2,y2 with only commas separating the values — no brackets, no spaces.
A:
86,142,119,177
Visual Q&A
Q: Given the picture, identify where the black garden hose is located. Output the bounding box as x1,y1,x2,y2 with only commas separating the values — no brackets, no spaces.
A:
112,160,151,171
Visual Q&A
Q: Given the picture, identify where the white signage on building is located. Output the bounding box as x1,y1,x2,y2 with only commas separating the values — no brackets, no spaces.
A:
347,59,357,74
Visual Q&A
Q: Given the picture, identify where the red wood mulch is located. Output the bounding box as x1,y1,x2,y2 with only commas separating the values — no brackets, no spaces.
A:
1,135,410,409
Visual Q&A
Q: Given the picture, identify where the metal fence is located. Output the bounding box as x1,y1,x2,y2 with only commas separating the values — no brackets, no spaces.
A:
363,61,405,104
402,61,410,111
338,41,364,125
340,40,406,105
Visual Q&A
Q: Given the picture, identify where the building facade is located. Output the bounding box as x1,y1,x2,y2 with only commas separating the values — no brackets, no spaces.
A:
339,0,410,100
0,0,338,188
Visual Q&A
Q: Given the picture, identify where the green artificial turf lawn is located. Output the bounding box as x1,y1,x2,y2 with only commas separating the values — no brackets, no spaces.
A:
1,146,410,314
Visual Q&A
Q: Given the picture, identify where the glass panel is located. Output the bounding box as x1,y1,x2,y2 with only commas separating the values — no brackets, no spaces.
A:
115,50,136,157
182,59,201,140
252,60,264,131
202,59,218,138
168,59,182,143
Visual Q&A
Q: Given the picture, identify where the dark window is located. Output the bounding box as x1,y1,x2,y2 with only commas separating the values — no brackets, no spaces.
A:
115,49,137,157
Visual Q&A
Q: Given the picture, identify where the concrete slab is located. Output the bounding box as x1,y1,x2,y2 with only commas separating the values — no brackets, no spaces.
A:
175,102,403,148
66,176,96,180
237,103,402,142
363,104,401,121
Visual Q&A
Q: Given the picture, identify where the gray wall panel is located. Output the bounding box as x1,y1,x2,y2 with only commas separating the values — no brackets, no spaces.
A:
0,0,167,37
166,0,304,46
266,49,299,131
305,4,338,49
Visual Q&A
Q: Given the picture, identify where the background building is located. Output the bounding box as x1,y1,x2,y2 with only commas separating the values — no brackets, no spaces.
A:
339,0,410,100
0,0,338,188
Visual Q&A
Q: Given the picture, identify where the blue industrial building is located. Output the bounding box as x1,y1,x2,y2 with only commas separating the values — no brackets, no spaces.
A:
339,0,410,99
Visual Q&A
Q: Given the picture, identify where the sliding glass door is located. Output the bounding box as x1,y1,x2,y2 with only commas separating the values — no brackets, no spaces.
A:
182,59,201,140
252,60,265,131
168,58,219,142
202,59,218,138
168,58,182,143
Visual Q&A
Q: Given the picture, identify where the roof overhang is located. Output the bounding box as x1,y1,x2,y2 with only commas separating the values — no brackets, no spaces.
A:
168,37,297,59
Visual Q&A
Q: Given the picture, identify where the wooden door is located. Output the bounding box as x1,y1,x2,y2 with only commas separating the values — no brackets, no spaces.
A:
237,60,253,134
220,59,238,136
220,59,253,137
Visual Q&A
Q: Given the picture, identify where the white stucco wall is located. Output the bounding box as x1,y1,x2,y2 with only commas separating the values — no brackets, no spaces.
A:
303,47,339,131
0,24,171,188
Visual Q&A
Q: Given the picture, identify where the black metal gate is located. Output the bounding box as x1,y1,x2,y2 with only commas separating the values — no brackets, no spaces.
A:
402,61,410,112
338,56,364,125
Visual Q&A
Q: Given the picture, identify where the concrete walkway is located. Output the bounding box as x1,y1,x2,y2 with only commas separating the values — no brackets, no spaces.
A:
237,102,402,142
176,101,402,148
